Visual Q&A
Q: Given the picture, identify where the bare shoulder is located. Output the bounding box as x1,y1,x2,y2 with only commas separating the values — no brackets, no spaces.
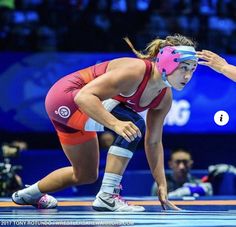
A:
108,57,147,76
79,58,149,99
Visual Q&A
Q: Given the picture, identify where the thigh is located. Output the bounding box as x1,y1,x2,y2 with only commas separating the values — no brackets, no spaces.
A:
111,103,144,123
61,137,99,176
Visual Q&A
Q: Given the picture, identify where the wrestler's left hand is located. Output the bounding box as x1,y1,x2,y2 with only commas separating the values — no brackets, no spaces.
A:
158,185,181,211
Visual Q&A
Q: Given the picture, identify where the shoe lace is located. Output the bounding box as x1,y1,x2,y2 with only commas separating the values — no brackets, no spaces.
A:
37,194,48,209
113,184,122,195
112,194,128,204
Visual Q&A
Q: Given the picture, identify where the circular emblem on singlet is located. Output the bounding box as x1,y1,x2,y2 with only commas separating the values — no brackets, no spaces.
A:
55,106,71,118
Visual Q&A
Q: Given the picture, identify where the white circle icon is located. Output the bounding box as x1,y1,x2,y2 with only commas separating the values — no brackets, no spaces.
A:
214,110,229,126
55,106,71,118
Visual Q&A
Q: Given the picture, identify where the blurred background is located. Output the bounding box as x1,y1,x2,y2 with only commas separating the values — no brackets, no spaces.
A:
0,0,235,197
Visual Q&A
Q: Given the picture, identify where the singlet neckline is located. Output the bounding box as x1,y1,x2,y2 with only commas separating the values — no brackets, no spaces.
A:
122,59,160,109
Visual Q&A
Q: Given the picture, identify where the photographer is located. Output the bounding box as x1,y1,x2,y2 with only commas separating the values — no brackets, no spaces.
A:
0,141,27,197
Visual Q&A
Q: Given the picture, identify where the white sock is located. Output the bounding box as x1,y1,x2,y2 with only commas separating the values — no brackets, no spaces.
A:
100,172,122,195
19,182,43,199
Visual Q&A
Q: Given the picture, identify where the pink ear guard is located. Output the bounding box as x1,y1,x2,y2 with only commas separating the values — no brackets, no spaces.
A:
156,46,181,75
156,46,197,87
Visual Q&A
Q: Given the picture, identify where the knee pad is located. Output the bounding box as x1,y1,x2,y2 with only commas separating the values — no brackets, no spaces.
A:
108,104,145,158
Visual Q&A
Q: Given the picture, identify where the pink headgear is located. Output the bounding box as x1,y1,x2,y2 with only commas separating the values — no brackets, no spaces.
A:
156,46,198,87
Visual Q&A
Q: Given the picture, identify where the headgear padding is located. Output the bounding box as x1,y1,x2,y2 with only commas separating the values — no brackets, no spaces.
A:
156,45,198,87
156,46,181,75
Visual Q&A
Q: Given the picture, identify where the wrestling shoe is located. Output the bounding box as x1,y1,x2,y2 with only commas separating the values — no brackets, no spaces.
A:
12,190,57,209
92,191,145,212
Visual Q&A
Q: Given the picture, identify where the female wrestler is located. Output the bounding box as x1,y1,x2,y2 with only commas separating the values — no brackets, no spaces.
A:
12,34,198,211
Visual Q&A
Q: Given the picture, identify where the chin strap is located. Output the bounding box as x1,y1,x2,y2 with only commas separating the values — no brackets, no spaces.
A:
162,70,172,87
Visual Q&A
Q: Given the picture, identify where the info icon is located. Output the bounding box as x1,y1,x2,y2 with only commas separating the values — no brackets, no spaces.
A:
214,110,229,126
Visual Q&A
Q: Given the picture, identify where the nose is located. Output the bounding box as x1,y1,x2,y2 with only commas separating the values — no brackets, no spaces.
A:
178,162,186,169
184,72,192,81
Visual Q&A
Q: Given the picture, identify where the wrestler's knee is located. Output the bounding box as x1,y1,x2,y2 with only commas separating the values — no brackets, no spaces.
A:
134,116,145,135
111,116,145,157
72,169,98,185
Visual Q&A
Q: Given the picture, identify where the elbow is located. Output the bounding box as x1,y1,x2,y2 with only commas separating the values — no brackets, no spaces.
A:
145,141,161,149
74,90,87,107
145,136,162,147
74,90,100,110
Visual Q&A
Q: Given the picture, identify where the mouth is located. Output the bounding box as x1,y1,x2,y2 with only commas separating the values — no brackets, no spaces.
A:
181,82,186,86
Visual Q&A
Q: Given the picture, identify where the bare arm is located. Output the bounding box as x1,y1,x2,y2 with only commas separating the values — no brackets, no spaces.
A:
197,50,236,82
74,62,145,141
145,90,171,191
145,89,180,210
221,64,236,82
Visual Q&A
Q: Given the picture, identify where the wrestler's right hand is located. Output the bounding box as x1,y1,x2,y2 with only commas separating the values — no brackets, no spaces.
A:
113,120,142,142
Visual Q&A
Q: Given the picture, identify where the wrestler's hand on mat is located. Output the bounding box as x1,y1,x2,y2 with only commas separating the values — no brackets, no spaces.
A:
113,120,142,142
158,185,181,211
196,50,228,73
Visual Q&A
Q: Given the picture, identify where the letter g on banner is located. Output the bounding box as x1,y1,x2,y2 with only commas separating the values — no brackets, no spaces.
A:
164,100,191,126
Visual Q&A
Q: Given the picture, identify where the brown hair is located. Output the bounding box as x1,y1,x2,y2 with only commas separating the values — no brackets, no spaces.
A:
124,34,196,60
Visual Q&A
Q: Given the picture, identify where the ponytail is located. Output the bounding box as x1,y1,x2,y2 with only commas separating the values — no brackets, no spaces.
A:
124,34,196,60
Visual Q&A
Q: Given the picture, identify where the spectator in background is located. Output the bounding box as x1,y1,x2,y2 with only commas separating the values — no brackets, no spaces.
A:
0,140,27,196
0,0,15,50
151,148,212,197
197,50,236,82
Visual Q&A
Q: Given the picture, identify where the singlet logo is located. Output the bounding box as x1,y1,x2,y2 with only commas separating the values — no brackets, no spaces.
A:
55,106,71,118
127,100,135,105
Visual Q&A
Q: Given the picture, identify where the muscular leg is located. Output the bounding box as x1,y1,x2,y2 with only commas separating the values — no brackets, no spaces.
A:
12,137,99,208
39,137,99,193
104,154,129,175
92,104,145,211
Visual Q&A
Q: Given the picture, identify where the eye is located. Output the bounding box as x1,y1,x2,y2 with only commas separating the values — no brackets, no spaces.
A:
181,66,188,71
